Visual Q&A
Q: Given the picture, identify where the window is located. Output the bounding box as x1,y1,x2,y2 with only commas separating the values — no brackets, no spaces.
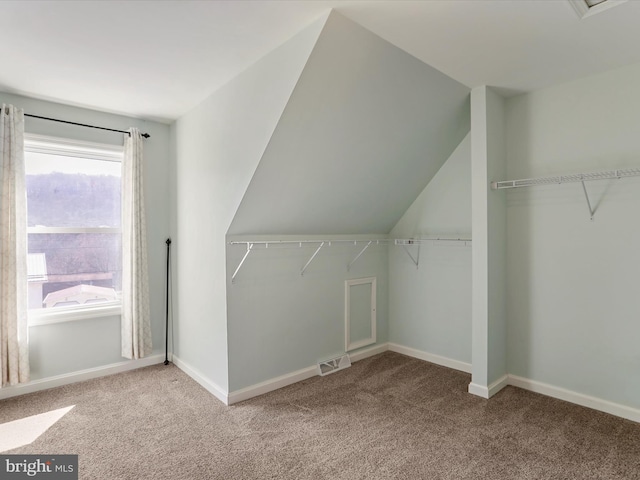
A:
25,134,124,324
568,0,628,19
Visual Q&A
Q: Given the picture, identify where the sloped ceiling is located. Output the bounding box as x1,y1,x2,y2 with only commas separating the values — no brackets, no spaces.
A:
228,11,470,235
175,12,328,235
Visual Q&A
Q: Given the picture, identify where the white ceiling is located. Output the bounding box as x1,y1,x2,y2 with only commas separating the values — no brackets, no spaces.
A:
2,0,640,123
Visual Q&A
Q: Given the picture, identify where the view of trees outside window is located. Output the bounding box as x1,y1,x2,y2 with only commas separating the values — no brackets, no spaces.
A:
25,148,122,310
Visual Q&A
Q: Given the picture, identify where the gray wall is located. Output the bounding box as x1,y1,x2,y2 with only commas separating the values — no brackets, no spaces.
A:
486,87,508,387
171,15,326,393
389,134,471,363
227,235,388,391
470,86,508,393
0,91,171,380
228,11,470,236
224,11,469,392
12,10,638,417
505,63,640,409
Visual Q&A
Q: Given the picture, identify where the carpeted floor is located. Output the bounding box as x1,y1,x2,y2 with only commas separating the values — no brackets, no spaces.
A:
1,352,639,479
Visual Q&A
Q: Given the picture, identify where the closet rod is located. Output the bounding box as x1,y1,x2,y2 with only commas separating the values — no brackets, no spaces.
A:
394,238,471,245
492,167,640,190
24,113,151,139
395,238,471,268
230,238,471,248
228,239,389,248
229,239,388,282
229,238,470,282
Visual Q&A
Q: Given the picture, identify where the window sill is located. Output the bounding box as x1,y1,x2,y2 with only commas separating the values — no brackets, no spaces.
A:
28,303,122,326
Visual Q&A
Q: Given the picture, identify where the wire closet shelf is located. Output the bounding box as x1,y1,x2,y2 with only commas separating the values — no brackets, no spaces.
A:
491,167,640,221
228,237,471,282
491,167,640,190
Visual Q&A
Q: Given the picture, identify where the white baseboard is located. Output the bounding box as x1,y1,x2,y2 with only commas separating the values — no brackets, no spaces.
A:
468,382,488,398
228,342,390,405
490,374,509,396
4,341,636,424
349,342,389,362
388,343,472,373
171,354,229,406
508,374,640,424
468,374,509,399
342,342,640,424
228,365,317,405
0,354,165,400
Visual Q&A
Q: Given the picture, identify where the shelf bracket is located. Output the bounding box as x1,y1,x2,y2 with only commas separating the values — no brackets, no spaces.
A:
301,242,325,276
231,243,253,283
401,244,420,269
580,180,595,221
347,241,372,271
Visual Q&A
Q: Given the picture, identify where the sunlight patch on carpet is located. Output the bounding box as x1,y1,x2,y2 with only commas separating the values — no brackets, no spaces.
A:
0,405,75,453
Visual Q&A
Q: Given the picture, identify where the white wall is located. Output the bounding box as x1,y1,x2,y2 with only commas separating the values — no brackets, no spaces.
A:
389,134,471,364
171,15,326,394
0,91,171,380
505,62,640,410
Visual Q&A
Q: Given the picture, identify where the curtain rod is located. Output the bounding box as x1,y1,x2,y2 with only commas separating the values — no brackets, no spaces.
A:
24,113,151,139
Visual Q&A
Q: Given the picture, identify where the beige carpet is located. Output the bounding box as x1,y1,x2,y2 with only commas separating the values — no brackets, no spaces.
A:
1,352,639,479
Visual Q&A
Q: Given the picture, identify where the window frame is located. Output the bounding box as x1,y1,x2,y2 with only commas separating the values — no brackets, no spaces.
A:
24,133,124,326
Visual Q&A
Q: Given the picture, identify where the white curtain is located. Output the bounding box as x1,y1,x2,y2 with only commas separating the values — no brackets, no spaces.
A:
121,128,152,359
0,104,29,386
